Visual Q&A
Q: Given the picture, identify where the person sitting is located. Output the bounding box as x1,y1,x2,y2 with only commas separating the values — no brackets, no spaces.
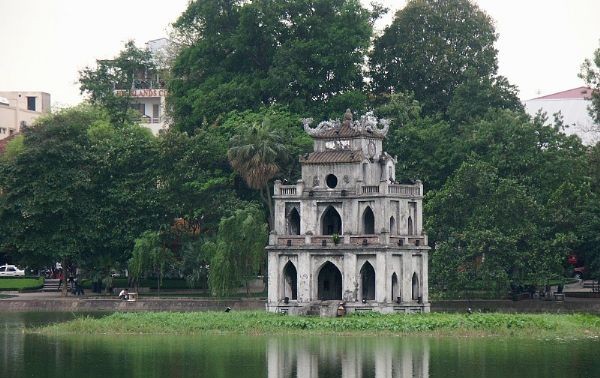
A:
118,289,129,300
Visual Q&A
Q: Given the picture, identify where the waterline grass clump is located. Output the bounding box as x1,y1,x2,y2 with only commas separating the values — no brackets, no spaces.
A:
33,312,600,339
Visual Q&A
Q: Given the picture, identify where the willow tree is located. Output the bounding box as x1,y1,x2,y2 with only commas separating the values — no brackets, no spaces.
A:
207,205,268,296
228,121,287,229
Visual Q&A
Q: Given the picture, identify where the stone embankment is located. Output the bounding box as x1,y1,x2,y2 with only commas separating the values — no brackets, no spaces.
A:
0,292,265,312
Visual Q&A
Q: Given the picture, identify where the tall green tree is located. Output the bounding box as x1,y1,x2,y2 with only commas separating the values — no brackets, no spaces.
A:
207,205,268,296
228,119,288,229
158,129,243,236
168,0,379,132
370,0,498,116
0,107,97,294
579,43,600,126
79,41,157,124
129,230,174,295
427,160,544,292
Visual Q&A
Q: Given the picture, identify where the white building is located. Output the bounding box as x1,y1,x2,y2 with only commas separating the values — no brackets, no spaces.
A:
113,38,170,135
0,91,50,140
267,110,430,315
524,87,598,146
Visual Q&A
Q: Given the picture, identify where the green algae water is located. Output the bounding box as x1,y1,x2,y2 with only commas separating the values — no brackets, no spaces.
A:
1,312,599,378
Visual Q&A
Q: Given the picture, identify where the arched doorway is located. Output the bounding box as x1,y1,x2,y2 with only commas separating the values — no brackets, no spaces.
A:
283,261,297,300
287,208,300,235
362,207,375,234
391,273,400,302
389,216,396,235
412,272,420,301
321,206,342,235
407,216,413,235
317,262,342,300
360,262,375,301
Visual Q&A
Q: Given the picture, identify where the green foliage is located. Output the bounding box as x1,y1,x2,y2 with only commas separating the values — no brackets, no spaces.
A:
370,0,499,116
227,111,295,228
79,40,158,125
0,277,44,291
157,129,242,235
129,231,174,291
1,135,24,161
427,160,542,291
39,311,600,339
207,205,268,296
0,105,163,281
168,0,378,132
579,43,600,126
0,106,98,269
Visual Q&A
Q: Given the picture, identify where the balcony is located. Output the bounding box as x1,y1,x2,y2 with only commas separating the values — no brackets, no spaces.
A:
274,180,422,199
140,115,164,124
271,233,427,248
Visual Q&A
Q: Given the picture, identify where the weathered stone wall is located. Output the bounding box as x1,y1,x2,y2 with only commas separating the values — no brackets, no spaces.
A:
432,299,600,314
0,298,265,312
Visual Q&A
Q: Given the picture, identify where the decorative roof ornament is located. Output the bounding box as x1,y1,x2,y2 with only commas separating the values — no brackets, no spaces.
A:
350,111,389,137
302,118,340,136
302,110,389,138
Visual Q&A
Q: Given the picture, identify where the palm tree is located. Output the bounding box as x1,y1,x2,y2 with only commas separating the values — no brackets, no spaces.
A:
228,120,287,229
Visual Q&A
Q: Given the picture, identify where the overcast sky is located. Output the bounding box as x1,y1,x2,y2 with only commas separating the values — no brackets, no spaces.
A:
1,0,599,108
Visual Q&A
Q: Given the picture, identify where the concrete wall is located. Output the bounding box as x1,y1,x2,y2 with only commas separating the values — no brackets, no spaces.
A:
0,91,50,140
432,299,600,314
0,298,265,312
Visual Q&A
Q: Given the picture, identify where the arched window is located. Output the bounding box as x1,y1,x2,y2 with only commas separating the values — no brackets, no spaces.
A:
317,262,342,300
407,216,413,236
362,207,375,234
412,272,420,301
287,208,300,235
389,216,396,235
391,273,400,302
283,261,297,300
321,206,342,235
360,262,375,300
362,163,368,183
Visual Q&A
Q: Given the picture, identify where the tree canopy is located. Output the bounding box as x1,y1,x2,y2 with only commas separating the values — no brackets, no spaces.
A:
168,0,378,132
579,42,600,127
370,0,499,116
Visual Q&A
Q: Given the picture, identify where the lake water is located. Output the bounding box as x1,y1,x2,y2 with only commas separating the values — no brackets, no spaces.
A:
1,312,599,378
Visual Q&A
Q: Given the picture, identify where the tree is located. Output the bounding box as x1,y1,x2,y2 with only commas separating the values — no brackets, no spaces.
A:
129,231,174,295
0,106,167,295
83,118,165,282
579,43,600,126
79,41,158,125
370,0,498,116
427,160,544,293
168,0,379,132
447,71,524,123
207,205,268,296
228,119,288,229
0,107,97,295
157,129,245,236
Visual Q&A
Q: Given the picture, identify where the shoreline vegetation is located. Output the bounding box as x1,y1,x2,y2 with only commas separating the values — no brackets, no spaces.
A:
33,312,600,339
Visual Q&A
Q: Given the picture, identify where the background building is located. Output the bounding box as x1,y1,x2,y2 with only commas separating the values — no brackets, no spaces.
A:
0,91,50,140
114,38,170,135
524,87,598,146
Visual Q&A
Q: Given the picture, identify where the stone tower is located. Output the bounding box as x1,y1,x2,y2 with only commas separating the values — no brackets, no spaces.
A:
266,110,429,314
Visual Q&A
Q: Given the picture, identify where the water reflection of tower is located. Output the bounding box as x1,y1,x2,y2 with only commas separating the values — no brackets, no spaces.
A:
267,337,429,378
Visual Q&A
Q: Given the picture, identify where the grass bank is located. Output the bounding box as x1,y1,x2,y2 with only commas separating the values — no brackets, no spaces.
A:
34,311,600,339
0,277,44,291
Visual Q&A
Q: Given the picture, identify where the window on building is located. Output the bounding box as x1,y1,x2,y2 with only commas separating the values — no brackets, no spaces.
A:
26,96,36,111
130,103,145,115
362,207,375,234
0,128,5,134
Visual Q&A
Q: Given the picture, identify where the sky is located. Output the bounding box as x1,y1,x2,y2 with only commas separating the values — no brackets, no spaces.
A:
0,0,599,108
